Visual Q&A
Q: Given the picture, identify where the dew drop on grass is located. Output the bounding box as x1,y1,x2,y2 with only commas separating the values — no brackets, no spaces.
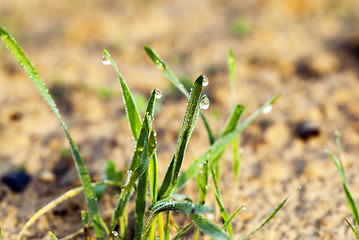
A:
199,96,210,110
112,231,119,237
102,54,111,65
155,60,165,71
263,104,273,114
207,213,215,220
242,205,247,210
155,89,162,99
202,76,209,86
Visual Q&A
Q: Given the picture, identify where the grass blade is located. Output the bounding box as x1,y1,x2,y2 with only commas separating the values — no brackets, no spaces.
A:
157,75,205,200
0,26,105,240
135,167,148,240
176,94,280,191
222,205,245,230
172,221,194,240
326,150,359,229
82,211,91,240
48,231,59,240
240,187,301,240
103,49,142,141
144,45,216,144
228,49,236,105
209,163,233,238
346,219,359,240
190,214,231,240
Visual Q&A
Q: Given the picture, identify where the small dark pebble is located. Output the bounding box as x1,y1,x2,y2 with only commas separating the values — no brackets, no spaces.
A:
294,121,320,140
1,171,31,193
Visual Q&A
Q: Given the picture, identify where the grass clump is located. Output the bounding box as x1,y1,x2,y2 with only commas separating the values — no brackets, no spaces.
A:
1,26,298,240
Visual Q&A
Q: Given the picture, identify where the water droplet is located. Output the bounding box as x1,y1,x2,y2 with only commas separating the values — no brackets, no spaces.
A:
199,96,210,110
263,105,272,114
155,89,162,99
112,231,119,236
207,213,215,220
242,205,247,210
202,76,209,86
102,54,111,65
155,60,165,71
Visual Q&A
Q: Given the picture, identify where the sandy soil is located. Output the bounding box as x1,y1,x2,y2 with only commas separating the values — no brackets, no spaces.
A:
1,0,359,239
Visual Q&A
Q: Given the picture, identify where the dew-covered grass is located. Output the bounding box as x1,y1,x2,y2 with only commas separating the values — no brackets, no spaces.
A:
1,26,299,240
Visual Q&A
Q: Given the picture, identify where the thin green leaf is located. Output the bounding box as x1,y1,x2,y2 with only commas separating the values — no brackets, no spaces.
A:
209,163,233,238
172,221,194,240
157,75,205,200
346,219,359,239
213,104,245,179
48,231,59,240
144,45,216,144
241,186,300,240
199,159,209,205
82,211,91,240
176,95,280,191
0,27,104,240
326,150,359,228
165,211,171,240
103,49,142,141
222,205,245,230
228,49,236,105
135,168,148,240
190,214,231,240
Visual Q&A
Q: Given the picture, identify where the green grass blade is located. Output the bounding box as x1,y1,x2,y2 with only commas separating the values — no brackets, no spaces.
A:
144,45,216,144
103,49,142,141
241,187,300,240
212,104,245,179
0,26,104,240
228,49,236,105
48,231,59,240
209,163,233,238
135,168,148,240
176,95,279,191
346,219,359,239
165,212,170,240
172,221,194,240
222,205,245,230
326,150,359,228
157,75,205,200
199,159,209,205
190,214,231,240
144,46,189,98
82,211,91,240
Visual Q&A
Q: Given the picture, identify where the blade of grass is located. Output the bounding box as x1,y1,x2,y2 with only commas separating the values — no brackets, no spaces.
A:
144,46,215,144
176,94,280,191
157,75,205,200
48,232,59,240
228,49,236,106
222,205,245,230
212,104,245,179
326,150,359,229
0,27,105,240
172,221,194,240
346,219,359,240
190,214,231,240
240,186,301,240
103,49,141,141
209,163,233,238
135,167,148,240
165,212,170,240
